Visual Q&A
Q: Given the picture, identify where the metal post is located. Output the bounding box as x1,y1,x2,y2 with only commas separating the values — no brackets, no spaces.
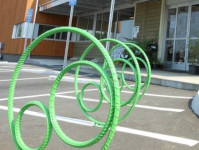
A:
106,0,116,51
23,22,29,52
114,11,119,39
28,0,39,59
92,14,97,36
158,0,166,61
76,16,80,41
31,0,39,43
63,5,74,68
100,14,104,39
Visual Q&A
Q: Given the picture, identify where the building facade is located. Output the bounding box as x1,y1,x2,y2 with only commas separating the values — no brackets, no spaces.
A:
0,0,199,71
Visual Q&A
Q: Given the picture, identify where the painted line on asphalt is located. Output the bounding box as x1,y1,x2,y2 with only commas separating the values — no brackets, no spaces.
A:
0,66,15,68
116,126,199,147
0,105,93,126
0,105,197,147
122,91,193,99
0,70,14,72
0,66,43,70
0,62,17,65
48,75,100,84
21,68,60,75
56,95,184,112
0,77,48,82
0,88,99,102
78,73,94,77
0,68,13,71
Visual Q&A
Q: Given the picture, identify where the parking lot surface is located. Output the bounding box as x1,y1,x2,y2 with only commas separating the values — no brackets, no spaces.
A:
0,62,199,150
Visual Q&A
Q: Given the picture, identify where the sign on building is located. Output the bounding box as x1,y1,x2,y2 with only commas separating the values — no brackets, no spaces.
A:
26,9,33,23
133,26,140,38
111,46,125,59
69,0,77,6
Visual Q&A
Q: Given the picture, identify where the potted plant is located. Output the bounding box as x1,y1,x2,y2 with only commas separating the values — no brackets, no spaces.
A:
152,59,163,69
188,39,199,74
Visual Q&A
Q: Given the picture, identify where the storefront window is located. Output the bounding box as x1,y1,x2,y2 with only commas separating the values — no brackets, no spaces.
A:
190,4,199,38
174,40,186,63
166,8,176,38
13,23,25,38
38,24,70,41
164,4,199,70
176,7,188,38
165,40,174,61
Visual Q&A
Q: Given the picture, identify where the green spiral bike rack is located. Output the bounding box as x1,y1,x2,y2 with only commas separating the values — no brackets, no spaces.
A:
8,27,151,150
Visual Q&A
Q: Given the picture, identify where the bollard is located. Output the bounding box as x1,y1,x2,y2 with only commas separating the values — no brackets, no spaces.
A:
8,27,151,150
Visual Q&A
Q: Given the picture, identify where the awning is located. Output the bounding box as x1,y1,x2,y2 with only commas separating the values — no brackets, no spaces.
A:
39,0,146,17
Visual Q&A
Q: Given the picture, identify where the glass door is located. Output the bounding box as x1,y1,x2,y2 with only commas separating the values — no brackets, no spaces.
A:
165,7,189,70
189,4,199,65
173,6,188,70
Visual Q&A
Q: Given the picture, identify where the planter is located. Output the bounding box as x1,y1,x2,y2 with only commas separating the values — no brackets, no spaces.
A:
152,64,163,69
189,65,198,75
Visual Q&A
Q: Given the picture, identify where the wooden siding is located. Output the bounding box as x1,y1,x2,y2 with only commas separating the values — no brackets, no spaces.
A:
0,0,30,54
31,40,74,57
134,1,162,40
73,42,102,59
73,42,115,59
0,0,75,57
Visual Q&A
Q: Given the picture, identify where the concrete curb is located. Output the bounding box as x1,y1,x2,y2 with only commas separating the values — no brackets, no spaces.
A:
70,66,199,91
191,91,199,117
0,61,8,64
24,60,199,91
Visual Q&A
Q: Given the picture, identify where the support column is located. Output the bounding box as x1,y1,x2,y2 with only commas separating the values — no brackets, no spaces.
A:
114,11,119,39
158,0,166,61
106,0,116,50
63,5,74,68
92,14,97,36
30,0,39,43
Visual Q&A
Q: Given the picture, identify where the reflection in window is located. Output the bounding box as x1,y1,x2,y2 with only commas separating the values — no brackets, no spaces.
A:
188,39,199,63
14,23,24,38
165,40,174,61
174,40,186,63
190,4,199,38
166,9,176,38
38,24,71,41
61,32,67,40
176,7,188,38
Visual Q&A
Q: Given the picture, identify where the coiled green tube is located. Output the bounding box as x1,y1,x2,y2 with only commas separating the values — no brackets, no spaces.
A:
8,26,151,150
8,27,120,150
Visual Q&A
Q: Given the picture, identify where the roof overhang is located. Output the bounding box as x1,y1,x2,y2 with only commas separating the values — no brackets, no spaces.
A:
39,0,146,17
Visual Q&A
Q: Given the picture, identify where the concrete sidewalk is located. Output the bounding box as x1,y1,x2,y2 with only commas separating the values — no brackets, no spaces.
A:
25,58,199,91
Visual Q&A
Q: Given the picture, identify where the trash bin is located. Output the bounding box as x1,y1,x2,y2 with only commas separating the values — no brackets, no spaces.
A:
0,42,4,60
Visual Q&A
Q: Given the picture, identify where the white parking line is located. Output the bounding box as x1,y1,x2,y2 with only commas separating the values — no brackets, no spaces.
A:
0,70,14,72
122,91,193,99
116,126,199,147
0,66,15,68
56,95,184,112
78,74,94,77
0,88,98,101
0,77,48,82
0,105,93,126
0,61,8,64
0,68,13,71
0,105,198,147
21,68,60,75
48,75,100,84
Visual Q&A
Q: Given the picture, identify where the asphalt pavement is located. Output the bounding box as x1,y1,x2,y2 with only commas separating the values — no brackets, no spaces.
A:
0,62,199,150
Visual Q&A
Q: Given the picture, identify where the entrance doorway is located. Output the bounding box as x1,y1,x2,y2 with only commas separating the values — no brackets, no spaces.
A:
164,3,199,71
